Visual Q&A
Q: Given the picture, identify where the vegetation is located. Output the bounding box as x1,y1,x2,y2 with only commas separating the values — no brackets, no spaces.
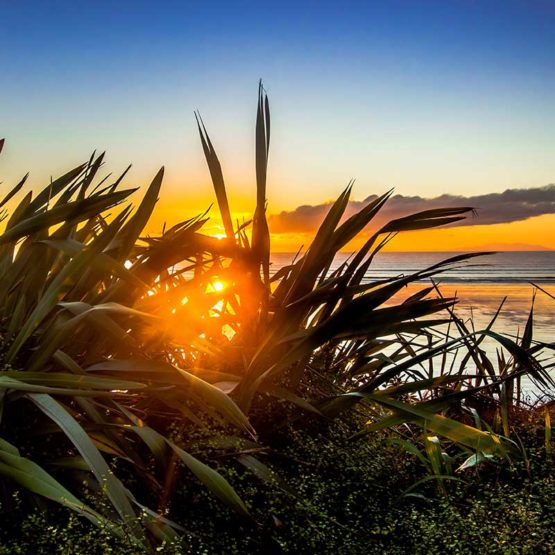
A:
0,414,553,554
0,85,552,553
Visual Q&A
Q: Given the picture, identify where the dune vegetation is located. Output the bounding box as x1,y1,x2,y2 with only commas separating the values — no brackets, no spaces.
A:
0,86,553,554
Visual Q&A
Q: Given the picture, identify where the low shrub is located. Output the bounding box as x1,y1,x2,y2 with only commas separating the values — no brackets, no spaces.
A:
1,417,552,554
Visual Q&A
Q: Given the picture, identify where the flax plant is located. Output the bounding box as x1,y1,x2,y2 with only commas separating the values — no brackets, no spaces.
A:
0,85,551,547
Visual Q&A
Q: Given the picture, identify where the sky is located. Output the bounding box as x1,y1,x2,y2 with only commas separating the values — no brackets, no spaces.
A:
1,0,554,250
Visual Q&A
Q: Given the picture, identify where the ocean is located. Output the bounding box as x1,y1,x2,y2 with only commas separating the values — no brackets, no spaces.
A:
270,251,554,354
270,251,555,285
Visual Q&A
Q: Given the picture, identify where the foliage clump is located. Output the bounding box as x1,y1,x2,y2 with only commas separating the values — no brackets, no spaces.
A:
1,418,553,554
0,87,553,552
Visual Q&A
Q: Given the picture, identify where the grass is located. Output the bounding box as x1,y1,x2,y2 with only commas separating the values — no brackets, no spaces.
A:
0,85,552,552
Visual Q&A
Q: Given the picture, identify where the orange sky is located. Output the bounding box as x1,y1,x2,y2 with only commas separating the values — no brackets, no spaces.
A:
272,214,555,252
147,193,555,252
268,214,555,252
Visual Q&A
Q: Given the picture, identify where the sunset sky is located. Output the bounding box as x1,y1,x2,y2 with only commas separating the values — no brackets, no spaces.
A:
1,0,554,250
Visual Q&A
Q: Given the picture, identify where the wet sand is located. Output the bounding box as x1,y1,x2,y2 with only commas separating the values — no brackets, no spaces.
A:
392,283,554,343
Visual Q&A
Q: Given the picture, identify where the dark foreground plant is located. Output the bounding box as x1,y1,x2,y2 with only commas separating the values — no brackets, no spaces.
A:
0,85,551,550
0,141,254,546
188,84,552,457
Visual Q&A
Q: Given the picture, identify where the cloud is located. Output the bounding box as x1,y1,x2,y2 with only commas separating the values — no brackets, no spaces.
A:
268,185,555,233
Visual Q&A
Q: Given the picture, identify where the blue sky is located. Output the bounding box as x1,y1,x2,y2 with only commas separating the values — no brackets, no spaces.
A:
1,0,554,221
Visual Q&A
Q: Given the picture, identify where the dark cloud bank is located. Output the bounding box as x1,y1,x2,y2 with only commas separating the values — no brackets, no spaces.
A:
269,185,555,233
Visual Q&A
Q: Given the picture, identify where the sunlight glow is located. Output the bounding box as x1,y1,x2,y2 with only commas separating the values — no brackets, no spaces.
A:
222,324,236,341
212,300,224,313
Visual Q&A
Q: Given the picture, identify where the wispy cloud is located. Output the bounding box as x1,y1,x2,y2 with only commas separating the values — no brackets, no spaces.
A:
269,185,555,233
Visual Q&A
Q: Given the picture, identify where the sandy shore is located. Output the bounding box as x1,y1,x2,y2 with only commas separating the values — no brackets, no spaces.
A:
391,283,554,342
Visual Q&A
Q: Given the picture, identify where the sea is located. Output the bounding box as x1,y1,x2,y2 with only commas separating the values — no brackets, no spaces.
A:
270,251,554,397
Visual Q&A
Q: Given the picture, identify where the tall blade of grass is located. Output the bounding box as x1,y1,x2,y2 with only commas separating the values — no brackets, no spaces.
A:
170,440,250,517
127,424,249,517
0,375,141,397
28,394,141,537
25,163,87,213
483,329,553,388
0,188,134,245
47,303,143,357
272,184,352,313
195,112,235,240
500,381,510,436
386,437,431,469
176,367,256,438
87,358,255,437
521,292,535,350
457,451,495,472
357,323,515,395
6,209,130,361
330,190,393,254
380,207,475,234
76,152,105,200
545,410,552,457
424,435,444,477
252,81,271,285
0,173,28,209
532,282,555,301
363,394,509,456
0,438,126,537
41,238,149,289
241,296,456,411
0,372,146,390
108,167,164,260
3,191,32,231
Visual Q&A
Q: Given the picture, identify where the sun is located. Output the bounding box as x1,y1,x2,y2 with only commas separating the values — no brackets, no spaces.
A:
213,280,225,292
207,279,226,294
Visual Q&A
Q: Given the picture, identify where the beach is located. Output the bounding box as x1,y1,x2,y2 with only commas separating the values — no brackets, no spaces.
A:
271,251,555,341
